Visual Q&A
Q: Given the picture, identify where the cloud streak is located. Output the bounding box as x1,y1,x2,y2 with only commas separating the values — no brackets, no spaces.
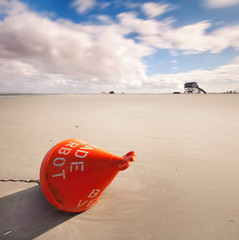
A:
142,2,175,18
71,0,96,13
203,0,239,8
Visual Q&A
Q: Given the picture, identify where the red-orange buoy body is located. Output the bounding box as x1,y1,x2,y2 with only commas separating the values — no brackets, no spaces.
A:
40,138,135,212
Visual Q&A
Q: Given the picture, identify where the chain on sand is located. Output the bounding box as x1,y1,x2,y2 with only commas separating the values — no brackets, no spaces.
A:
0,179,40,185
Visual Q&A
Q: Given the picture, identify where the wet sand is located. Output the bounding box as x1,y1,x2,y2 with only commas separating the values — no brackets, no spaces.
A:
0,94,239,239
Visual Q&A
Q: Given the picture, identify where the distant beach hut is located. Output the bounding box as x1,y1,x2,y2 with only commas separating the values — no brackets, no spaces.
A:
184,82,207,94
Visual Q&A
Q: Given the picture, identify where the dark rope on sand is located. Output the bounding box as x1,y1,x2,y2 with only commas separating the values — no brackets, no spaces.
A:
0,179,40,185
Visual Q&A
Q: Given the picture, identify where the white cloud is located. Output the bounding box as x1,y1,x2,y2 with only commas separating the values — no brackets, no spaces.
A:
232,56,239,63
0,0,239,93
97,15,113,24
203,0,239,8
212,25,239,51
145,63,239,92
118,12,174,37
0,0,26,15
118,13,239,54
98,1,111,10
71,0,96,13
0,0,153,92
142,2,175,18
0,59,59,92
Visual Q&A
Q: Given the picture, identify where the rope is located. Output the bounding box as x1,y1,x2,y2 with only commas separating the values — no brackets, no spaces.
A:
0,179,40,185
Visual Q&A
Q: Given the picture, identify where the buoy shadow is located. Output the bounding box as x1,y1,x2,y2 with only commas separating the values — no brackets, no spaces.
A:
0,185,79,239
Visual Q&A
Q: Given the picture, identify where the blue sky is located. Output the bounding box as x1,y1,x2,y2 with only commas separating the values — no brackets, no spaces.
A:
0,0,239,93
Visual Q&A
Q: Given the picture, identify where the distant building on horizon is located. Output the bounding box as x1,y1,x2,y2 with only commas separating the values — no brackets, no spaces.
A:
184,82,207,94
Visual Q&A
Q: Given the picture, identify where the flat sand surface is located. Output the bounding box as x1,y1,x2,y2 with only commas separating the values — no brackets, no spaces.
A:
0,94,239,240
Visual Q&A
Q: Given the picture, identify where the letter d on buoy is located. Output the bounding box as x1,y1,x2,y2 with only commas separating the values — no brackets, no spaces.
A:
40,139,135,212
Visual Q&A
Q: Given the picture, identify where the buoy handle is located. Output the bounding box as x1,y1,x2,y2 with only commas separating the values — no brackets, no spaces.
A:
118,151,136,171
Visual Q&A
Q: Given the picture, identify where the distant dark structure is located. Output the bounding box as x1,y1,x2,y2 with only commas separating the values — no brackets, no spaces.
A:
109,91,115,94
184,82,207,94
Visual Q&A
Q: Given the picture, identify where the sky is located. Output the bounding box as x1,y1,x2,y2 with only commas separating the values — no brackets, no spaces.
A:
0,0,239,93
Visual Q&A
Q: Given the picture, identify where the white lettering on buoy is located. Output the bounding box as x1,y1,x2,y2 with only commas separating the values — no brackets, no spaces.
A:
80,145,94,150
77,200,88,208
76,189,101,209
75,149,88,158
88,189,101,198
58,147,72,155
53,158,65,167
75,145,94,158
52,169,65,179
87,198,97,207
70,162,84,172
76,198,98,208
65,142,79,148
50,141,95,180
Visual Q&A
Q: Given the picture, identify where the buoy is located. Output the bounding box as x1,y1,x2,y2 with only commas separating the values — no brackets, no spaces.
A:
40,138,135,212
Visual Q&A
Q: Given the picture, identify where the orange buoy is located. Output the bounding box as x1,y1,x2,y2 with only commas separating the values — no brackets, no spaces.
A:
40,138,135,212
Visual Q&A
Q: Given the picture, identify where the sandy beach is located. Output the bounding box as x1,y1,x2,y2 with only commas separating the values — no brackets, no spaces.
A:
0,94,239,240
